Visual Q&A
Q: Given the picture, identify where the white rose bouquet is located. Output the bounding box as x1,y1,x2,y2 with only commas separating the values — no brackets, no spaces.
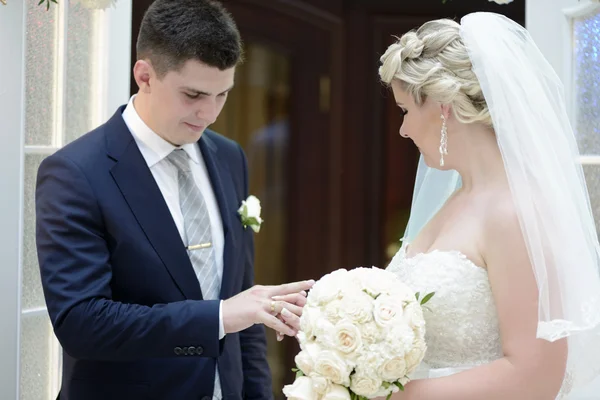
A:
283,267,434,400
283,267,433,400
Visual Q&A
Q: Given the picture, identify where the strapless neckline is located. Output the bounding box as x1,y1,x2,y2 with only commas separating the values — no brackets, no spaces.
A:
402,245,486,271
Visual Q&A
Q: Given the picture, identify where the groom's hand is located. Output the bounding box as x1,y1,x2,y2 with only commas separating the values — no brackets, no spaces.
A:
222,280,314,336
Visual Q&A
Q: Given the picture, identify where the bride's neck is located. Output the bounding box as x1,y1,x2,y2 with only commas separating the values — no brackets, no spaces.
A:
451,124,507,192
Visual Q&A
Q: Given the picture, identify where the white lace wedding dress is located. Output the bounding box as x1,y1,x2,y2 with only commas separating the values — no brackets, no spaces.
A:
386,243,595,398
386,243,503,379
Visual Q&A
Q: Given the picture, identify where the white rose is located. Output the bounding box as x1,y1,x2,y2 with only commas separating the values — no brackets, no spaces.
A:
313,317,336,343
314,350,352,386
377,356,407,381
332,320,362,355
243,195,261,217
283,376,318,400
295,352,314,376
351,267,395,297
308,269,353,306
238,195,263,232
355,348,379,370
360,321,383,344
340,291,373,323
322,384,351,400
353,267,415,298
324,299,345,324
373,294,403,327
405,338,426,373
349,373,382,397
295,342,321,375
309,373,330,395
403,301,425,329
300,305,322,339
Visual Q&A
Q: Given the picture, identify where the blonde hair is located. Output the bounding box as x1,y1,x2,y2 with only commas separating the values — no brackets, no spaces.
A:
379,19,492,127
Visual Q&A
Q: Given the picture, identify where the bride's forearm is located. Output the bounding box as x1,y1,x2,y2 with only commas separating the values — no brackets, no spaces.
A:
395,357,561,400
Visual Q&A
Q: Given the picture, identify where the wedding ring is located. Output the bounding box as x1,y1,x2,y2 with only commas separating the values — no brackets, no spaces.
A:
270,300,277,314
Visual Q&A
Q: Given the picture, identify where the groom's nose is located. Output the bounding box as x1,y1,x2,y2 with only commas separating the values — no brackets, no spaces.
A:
197,101,220,125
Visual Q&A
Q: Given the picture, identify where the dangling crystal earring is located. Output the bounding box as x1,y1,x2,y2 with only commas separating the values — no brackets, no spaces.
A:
439,114,448,167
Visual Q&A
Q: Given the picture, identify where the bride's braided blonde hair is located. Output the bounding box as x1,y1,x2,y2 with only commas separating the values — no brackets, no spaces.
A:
379,19,492,127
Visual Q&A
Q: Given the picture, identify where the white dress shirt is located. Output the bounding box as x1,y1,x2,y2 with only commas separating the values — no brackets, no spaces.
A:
122,95,225,339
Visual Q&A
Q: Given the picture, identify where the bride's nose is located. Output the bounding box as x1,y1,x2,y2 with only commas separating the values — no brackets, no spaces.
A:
399,127,409,138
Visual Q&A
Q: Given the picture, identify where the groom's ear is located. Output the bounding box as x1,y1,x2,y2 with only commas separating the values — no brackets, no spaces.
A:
133,60,153,93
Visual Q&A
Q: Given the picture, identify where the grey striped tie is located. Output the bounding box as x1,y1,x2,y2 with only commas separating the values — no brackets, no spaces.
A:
167,149,222,399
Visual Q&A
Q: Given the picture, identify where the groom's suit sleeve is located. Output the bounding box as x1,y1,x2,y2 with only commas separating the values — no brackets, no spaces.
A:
236,144,274,400
35,153,222,361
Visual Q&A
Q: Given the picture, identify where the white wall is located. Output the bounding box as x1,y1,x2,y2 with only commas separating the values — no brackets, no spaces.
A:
0,1,26,398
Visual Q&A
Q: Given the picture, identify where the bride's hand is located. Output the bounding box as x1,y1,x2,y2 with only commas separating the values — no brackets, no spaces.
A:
272,290,308,341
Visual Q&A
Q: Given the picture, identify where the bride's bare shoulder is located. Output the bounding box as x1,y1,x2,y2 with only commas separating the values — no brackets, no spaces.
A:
482,190,528,262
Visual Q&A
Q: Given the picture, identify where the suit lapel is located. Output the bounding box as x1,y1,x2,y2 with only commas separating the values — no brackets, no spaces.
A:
105,108,203,300
199,134,239,300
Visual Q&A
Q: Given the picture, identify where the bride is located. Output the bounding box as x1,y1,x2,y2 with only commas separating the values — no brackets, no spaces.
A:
379,12,600,400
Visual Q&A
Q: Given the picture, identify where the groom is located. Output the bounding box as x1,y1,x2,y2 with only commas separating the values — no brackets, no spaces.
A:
35,1,312,399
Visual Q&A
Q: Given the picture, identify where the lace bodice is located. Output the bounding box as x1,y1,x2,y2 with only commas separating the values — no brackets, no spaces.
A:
387,244,503,369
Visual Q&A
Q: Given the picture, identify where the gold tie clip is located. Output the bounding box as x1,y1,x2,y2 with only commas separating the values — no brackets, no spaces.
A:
186,242,212,250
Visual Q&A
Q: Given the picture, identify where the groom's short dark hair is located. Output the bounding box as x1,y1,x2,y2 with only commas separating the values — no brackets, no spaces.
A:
136,0,243,77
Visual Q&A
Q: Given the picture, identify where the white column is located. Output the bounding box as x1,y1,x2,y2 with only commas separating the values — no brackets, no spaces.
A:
0,1,26,398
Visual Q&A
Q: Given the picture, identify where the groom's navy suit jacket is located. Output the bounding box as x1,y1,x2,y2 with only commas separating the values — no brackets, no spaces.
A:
35,106,272,400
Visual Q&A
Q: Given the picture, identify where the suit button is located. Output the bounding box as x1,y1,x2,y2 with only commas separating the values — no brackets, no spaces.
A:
196,346,203,355
188,346,195,355
174,347,183,356
182,346,189,355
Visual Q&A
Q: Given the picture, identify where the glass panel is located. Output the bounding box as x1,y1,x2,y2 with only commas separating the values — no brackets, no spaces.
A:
583,165,600,235
19,312,60,400
64,4,100,144
212,42,290,399
24,0,59,146
574,11,600,155
22,154,49,310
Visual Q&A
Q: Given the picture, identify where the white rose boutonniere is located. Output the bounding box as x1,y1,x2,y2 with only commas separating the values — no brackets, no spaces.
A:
238,195,263,233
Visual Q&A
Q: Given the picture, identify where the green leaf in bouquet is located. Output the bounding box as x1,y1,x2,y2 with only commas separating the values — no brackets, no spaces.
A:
386,393,393,400
394,381,405,391
291,366,304,378
362,288,380,299
415,292,421,301
420,292,435,305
